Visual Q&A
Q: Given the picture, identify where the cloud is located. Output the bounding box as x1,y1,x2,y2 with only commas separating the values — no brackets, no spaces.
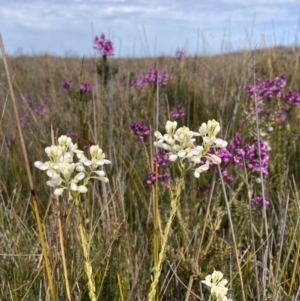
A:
0,0,299,56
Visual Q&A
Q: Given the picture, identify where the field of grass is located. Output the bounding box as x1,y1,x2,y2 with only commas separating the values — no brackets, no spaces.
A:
0,42,300,301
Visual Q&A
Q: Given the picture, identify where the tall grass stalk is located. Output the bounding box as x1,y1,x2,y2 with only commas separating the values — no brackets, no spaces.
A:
184,171,217,301
216,161,246,301
55,195,71,301
74,194,97,301
153,161,160,301
0,35,56,301
147,172,185,301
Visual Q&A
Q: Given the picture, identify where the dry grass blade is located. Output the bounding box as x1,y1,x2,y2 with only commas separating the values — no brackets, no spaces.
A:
0,34,57,301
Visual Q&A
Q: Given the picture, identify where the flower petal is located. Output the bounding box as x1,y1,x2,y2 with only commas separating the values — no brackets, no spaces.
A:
77,185,88,193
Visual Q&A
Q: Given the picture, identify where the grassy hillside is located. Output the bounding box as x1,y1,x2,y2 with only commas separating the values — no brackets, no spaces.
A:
0,46,300,301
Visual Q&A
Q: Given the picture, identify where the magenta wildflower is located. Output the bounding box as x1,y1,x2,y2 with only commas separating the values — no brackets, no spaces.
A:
25,95,33,104
43,95,53,104
283,90,300,106
171,107,185,118
154,148,169,167
80,82,92,94
214,134,270,184
34,105,48,116
63,79,73,90
131,76,143,88
277,106,289,122
175,48,185,58
221,169,234,183
251,195,270,206
143,68,157,84
197,185,211,193
146,171,170,185
157,70,168,86
93,34,114,56
247,74,286,100
17,114,30,128
130,121,150,141
131,69,168,88
243,140,269,176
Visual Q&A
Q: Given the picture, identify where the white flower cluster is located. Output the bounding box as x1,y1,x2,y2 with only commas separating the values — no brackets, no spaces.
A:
34,135,111,196
154,120,227,177
201,270,230,301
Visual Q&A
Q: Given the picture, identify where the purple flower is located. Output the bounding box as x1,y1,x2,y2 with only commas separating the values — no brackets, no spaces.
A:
130,121,150,141
131,76,143,88
146,171,170,185
251,195,270,206
175,48,185,58
277,106,289,122
283,90,300,106
93,34,114,56
17,113,30,128
157,70,168,86
171,107,185,118
132,69,168,88
145,149,171,186
217,134,269,182
143,68,157,84
229,134,242,149
246,74,286,100
63,79,73,90
80,82,92,94
221,169,234,183
217,147,233,164
34,105,48,116
197,185,211,193
43,95,52,104
243,140,269,176
25,95,33,104
154,148,169,167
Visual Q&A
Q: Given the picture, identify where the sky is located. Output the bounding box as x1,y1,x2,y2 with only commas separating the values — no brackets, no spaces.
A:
0,0,300,57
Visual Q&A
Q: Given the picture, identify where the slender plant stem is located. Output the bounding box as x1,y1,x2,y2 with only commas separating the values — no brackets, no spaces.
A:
147,174,185,301
288,230,300,296
184,171,217,301
216,163,246,301
56,197,71,301
117,271,125,301
153,162,160,301
32,192,57,301
0,35,57,301
74,195,97,301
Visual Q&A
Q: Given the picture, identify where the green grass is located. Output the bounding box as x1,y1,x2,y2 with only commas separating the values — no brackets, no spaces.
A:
0,46,300,301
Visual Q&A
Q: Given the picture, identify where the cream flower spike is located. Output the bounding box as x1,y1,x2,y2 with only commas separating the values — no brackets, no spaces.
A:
154,120,228,177
34,135,111,196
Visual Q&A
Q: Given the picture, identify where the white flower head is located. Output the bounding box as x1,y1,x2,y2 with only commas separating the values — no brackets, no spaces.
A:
194,161,210,178
199,122,208,136
93,170,109,183
165,120,177,135
154,120,227,178
207,153,222,164
34,135,111,196
201,270,229,301
58,135,72,147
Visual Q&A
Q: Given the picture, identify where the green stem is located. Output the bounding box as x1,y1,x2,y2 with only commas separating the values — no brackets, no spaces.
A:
56,197,71,301
147,174,185,301
153,162,160,301
74,195,97,301
32,191,57,301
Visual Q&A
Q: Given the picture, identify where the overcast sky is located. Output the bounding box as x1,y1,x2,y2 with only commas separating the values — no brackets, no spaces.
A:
1,0,300,57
